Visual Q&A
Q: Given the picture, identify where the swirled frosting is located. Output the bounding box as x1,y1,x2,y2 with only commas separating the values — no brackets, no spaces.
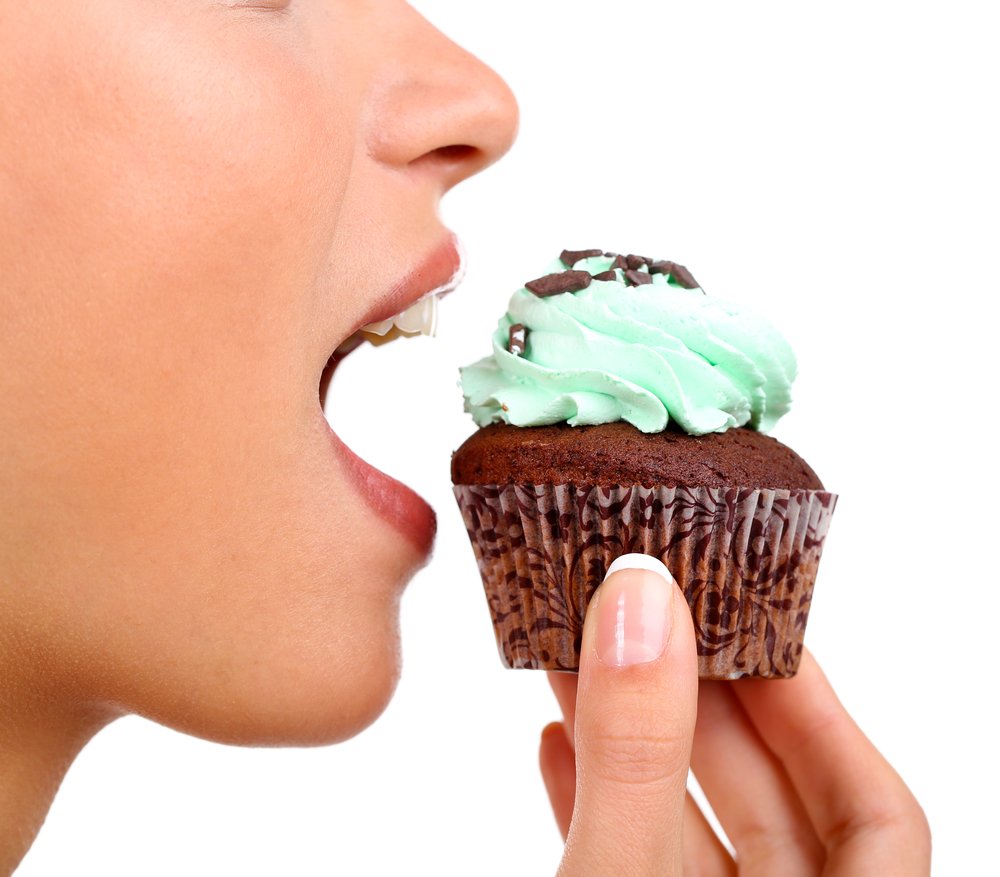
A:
460,252,796,435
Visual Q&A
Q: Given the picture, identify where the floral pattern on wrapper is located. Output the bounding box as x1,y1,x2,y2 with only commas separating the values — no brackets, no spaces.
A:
453,483,837,679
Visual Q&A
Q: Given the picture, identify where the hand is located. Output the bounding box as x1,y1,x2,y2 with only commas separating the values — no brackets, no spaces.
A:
539,555,930,875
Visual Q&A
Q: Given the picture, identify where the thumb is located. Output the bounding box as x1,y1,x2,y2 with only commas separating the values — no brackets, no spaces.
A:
560,554,698,877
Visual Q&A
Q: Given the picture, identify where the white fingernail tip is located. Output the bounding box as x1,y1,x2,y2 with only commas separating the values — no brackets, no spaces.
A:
604,553,674,584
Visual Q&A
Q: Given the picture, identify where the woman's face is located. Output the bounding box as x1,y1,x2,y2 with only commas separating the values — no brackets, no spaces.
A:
0,1,516,743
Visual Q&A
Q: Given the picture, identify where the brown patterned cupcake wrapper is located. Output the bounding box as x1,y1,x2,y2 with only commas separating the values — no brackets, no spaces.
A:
453,483,837,679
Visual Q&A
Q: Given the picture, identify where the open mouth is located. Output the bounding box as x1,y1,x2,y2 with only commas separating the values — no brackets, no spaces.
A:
318,283,443,410
317,238,465,555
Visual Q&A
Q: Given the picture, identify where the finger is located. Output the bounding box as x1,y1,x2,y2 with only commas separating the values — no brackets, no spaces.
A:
539,721,576,839
683,791,736,877
547,671,578,747
732,650,931,873
561,554,698,876
692,681,824,874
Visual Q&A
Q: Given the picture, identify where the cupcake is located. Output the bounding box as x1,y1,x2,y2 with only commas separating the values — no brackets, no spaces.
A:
452,249,836,679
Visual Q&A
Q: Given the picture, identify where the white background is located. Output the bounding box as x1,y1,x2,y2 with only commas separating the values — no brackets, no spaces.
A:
20,1,998,874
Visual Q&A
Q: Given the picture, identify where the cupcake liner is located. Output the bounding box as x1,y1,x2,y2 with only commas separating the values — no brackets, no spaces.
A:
453,483,837,679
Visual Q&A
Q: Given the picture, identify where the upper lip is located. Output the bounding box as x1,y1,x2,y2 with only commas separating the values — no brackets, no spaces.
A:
319,233,465,406
345,233,465,342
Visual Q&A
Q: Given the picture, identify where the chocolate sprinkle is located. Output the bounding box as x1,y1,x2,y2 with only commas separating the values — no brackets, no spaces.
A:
649,259,700,289
668,263,700,289
545,248,701,292
559,248,603,268
525,270,592,297
624,269,653,286
508,323,527,356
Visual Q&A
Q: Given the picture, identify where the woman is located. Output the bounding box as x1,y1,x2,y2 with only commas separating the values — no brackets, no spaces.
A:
0,1,928,873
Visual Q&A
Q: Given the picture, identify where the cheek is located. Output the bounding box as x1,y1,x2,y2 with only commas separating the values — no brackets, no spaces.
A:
9,4,348,419
71,7,343,309
10,6,344,525
3,6,413,743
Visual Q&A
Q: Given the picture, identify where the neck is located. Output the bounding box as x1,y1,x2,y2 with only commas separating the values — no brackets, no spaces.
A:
0,679,117,875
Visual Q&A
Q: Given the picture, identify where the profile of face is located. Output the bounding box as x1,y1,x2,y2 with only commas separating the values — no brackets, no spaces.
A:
0,1,517,746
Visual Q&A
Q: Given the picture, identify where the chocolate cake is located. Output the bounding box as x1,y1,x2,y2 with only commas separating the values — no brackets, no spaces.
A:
451,422,823,490
452,248,836,678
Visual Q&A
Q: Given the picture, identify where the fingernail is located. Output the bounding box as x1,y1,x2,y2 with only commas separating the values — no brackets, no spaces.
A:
597,554,674,667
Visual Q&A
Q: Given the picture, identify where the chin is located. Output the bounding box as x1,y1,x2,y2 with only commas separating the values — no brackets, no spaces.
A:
249,656,403,748
129,596,406,749
172,661,402,749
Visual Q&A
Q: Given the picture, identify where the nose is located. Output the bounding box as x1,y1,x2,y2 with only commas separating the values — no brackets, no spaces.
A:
366,7,519,192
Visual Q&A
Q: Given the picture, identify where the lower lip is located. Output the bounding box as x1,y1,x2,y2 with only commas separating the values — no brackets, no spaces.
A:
322,417,437,556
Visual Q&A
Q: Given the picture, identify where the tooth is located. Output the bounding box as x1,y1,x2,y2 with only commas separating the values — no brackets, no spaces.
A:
391,299,424,334
361,292,439,338
425,292,438,335
421,293,437,335
395,293,438,336
361,317,395,337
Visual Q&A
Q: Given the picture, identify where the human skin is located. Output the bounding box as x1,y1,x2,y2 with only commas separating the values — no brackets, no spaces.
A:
0,0,516,867
541,561,932,876
0,2,930,875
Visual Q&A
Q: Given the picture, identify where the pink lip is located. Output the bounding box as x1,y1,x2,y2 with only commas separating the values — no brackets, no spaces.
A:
326,427,438,556
322,234,462,555
349,233,463,338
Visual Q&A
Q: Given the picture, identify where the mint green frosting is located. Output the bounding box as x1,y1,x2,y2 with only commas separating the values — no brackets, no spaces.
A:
459,255,796,435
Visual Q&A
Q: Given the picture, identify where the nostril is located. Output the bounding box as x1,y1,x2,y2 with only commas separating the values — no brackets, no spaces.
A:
428,144,479,163
409,143,481,173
